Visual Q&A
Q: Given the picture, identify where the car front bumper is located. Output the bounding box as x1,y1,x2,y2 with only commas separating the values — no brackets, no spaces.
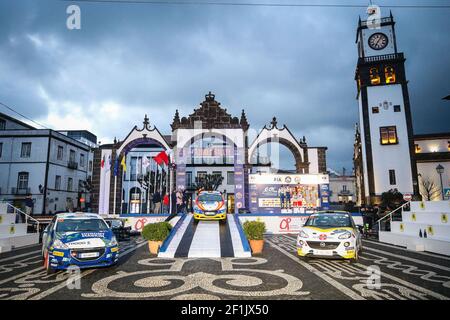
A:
193,213,227,220
297,240,356,259
48,246,119,270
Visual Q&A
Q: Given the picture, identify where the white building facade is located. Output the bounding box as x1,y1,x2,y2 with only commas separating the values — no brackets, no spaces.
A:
0,113,97,214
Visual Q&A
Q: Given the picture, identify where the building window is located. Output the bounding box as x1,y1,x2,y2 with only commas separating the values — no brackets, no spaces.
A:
227,171,235,185
20,142,31,158
89,160,93,172
380,126,398,145
17,172,29,189
372,107,379,114
57,146,64,160
385,66,396,83
389,170,396,185
69,150,76,162
80,154,85,167
55,175,61,190
67,178,73,192
78,180,84,191
370,67,380,85
342,185,347,191
186,171,193,188
393,105,401,112
197,171,207,183
0,119,5,130
0,142,2,158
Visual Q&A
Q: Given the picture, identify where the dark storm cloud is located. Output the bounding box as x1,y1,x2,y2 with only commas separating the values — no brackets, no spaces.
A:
0,0,449,172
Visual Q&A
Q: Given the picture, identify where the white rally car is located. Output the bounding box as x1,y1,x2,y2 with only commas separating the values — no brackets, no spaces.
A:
297,211,362,262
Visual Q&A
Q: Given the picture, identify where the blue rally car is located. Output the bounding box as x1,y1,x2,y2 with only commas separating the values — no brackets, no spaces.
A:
41,213,119,274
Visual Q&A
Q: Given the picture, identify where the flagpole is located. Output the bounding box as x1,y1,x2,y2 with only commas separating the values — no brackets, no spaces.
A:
153,158,158,213
169,153,173,215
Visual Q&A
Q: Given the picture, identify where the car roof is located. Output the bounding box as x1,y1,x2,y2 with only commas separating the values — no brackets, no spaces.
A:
55,212,103,220
313,211,351,215
199,190,222,195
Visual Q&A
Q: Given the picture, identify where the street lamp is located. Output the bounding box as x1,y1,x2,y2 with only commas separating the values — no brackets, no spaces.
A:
436,164,445,200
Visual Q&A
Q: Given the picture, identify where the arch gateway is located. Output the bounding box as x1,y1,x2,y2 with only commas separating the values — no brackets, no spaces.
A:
92,92,329,215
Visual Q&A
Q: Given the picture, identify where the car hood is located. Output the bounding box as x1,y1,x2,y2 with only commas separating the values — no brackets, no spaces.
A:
301,226,354,241
55,230,113,249
196,200,223,211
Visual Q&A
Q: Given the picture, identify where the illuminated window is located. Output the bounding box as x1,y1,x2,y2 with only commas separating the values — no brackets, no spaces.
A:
370,67,380,85
415,144,421,153
372,107,379,113
380,126,398,145
385,66,396,83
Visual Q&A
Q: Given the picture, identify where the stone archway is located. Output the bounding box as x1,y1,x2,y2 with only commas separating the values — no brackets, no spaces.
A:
174,131,246,213
248,117,309,173
94,115,172,215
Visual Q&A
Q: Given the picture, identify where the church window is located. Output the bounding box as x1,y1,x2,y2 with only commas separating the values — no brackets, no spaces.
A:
385,66,396,83
380,126,398,145
370,67,380,85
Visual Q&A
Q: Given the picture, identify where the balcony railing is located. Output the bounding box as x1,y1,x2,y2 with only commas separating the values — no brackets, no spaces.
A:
68,160,78,170
359,53,404,64
360,17,393,27
11,187,31,195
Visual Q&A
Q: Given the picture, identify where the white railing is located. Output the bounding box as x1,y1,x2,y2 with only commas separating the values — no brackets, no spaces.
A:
2,201,40,234
374,201,410,232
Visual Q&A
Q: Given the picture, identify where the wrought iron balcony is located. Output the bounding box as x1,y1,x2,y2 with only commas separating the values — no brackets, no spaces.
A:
68,160,78,170
11,187,31,195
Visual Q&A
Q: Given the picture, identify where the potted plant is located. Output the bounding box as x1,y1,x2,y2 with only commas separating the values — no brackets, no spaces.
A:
243,220,266,254
141,221,172,254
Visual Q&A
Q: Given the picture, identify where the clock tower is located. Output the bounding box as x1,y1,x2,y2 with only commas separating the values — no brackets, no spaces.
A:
354,11,419,205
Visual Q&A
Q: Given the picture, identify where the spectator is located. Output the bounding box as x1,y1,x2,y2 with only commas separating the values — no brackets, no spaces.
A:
163,193,169,213
152,191,161,213
24,196,34,216
176,188,184,213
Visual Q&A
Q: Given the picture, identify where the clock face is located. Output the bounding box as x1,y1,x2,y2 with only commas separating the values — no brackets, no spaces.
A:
368,32,388,50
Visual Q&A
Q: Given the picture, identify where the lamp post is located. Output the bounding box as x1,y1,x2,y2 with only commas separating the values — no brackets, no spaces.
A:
436,164,445,200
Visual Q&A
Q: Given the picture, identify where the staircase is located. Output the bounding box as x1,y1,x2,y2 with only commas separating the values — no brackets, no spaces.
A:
378,201,450,256
0,202,40,253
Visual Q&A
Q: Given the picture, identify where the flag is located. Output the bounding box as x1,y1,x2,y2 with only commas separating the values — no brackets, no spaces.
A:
142,156,150,169
153,151,169,166
113,153,119,177
105,155,111,172
121,154,127,172
101,155,105,168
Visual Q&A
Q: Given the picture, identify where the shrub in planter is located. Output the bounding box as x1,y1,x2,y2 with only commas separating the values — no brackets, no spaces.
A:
243,220,266,254
141,222,172,254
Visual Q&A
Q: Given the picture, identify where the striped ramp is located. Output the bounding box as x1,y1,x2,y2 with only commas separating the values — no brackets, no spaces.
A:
158,214,251,258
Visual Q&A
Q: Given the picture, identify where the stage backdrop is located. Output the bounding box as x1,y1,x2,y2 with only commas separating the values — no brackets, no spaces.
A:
248,174,330,213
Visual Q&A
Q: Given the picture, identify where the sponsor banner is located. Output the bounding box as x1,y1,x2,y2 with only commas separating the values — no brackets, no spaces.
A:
249,183,320,213
238,213,364,234
249,174,329,185
121,215,181,232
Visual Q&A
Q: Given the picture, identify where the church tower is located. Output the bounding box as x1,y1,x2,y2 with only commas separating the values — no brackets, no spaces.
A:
355,10,419,204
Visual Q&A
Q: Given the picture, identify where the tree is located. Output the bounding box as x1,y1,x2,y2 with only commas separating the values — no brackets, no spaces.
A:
420,177,441,201
193,173,224,191
380,188,404,210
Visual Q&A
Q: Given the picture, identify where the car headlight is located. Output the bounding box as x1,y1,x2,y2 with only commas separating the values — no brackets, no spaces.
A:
338,231,352,239
52,239,69,249
298,230,309,238
109,236,118,246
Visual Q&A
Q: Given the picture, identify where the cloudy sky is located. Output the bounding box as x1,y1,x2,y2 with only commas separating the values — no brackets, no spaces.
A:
1,0,449,172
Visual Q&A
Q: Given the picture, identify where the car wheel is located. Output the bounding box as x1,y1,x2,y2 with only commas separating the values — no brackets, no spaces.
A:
43,251,56,275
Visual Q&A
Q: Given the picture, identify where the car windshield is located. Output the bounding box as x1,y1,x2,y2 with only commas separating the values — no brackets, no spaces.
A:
198,193,222,202
305,214,353,228
56,219,109,232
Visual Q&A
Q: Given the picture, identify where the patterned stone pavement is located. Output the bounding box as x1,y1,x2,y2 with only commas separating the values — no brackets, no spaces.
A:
0,235,449,300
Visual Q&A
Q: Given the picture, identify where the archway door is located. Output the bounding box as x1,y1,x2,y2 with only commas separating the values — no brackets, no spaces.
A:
175,131,246,213
248,125,308,174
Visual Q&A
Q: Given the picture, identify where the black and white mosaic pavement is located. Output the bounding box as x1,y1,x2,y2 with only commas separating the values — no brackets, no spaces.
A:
0,235,449,300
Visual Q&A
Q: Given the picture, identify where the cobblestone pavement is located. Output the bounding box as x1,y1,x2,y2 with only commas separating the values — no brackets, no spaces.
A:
0,235,449,300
